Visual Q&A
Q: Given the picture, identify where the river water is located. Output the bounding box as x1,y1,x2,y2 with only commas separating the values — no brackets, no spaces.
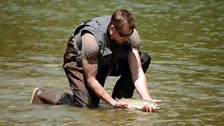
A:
0,0,223,125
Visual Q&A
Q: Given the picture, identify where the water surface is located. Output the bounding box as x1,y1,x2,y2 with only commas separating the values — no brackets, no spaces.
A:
0,0,223,125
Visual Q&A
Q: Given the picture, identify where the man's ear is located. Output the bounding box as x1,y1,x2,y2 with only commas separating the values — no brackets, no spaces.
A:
110,25,116,31
109,24,116,35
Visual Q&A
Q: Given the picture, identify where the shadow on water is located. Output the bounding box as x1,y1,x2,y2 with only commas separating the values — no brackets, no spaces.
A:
0,0,224,125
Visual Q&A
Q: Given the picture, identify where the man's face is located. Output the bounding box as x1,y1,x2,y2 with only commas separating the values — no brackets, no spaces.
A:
112,25,134,44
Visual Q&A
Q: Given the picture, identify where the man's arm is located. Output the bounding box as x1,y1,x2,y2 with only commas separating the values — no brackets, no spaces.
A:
128,48,152,100
82,58,116,106
128,49,161,112
81,33,128,108
128,49,161,102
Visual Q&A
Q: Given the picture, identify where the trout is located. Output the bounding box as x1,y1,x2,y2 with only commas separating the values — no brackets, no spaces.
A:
118,98,160,110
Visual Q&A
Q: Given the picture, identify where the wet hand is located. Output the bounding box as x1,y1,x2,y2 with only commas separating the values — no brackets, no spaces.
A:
114,101,129,109
143,98,161,112
143,104,159,112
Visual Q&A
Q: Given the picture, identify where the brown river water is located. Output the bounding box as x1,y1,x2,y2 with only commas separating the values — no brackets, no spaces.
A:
0,0,223,125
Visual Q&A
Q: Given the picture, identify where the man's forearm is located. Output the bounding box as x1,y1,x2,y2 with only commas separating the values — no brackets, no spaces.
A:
134,72,152,100
128,49,152,100
82,58,115,107
86,77,115,107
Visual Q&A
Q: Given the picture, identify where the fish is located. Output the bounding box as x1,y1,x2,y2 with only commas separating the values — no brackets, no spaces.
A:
118,98,160,110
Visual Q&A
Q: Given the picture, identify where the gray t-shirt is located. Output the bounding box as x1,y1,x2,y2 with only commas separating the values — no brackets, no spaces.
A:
82,29,141,60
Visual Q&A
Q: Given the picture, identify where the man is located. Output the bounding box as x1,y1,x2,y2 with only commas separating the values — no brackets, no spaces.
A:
31,9,161,112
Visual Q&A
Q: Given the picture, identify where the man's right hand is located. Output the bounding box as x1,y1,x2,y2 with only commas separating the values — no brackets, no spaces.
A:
114,101,129,109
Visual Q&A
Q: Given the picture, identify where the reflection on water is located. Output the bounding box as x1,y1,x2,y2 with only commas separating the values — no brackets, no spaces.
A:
0,0,223,125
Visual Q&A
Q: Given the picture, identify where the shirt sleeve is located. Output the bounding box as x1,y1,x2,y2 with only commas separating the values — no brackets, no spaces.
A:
129,29,141,50
81,33,100,60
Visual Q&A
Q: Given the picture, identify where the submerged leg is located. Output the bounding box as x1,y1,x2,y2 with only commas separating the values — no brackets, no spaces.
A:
30,88,64,105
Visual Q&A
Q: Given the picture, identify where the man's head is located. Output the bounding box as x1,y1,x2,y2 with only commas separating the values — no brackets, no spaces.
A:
109,9,136,44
